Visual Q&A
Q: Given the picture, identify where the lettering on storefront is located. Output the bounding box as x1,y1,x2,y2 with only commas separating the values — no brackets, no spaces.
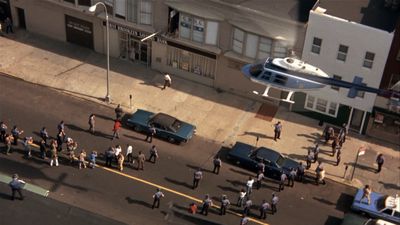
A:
104,21,148,39
67,20,92,34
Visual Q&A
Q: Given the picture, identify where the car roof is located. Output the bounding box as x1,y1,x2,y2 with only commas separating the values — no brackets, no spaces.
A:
256,147,281,162
150,113,177,127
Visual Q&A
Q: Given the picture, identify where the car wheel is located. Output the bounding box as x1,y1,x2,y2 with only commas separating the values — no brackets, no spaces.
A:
133,126,141,132
168,137,175,143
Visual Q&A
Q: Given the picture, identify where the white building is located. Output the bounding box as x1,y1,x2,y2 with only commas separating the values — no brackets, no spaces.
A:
292,6,394,134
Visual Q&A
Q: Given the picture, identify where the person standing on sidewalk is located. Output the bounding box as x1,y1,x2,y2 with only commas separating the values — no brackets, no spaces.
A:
273,121,282,141
306,150,314,169
11,125,23,146
162,73,172,90
288,168,296,187
279,173,287,191
112,119,121,140
212,155,222,174
115,104,123,120
137,151,146,170
145,124,156,143
40,127,49,146
193,168,203,189
88,114,95,134
313,144,320,163
237,188,246,207
296,162,305,182
219,195,230,215
245,176,255,196
148,145,158,163
259,200,270,220
271,193,279,215
375,154,384,173
126,144,133,165
152,188,165,209
200,194,212,216
0,121,7,142
50,140,59,167
256,171,264,190
9,174,24,200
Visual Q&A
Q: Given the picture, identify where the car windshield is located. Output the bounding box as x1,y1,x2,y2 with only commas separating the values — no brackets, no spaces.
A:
170,119,182,132
376,196,389,211
276,155,285,167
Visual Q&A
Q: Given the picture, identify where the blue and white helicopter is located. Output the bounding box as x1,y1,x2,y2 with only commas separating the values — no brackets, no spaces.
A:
241,57,398,104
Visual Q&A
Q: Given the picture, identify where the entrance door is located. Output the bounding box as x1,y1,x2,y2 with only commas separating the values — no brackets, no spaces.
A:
350,108,364,131
129,38,148,64
16,7,25,29
140,43,148,63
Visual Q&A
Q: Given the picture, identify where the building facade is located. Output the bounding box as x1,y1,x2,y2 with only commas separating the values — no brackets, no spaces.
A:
8,0,313,102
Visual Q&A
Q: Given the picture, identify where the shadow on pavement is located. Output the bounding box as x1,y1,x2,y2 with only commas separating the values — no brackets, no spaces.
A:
217,185,240,194
229,168,254,177
335,193,354,212
169,203,223,225
0,192,11,200
125,196,153,208
297,132,321,144
239,131,274,140
164,177,193,189
186,164,212,174
378,181,400,190
313,196,335,206
324,215,342,225
344,162,376,173
94,113,115,122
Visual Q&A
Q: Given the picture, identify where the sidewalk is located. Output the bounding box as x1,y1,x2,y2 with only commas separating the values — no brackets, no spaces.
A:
0,30,398,195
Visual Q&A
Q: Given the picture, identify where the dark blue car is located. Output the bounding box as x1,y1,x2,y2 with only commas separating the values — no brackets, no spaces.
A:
126,109,196,144
227,142,299,179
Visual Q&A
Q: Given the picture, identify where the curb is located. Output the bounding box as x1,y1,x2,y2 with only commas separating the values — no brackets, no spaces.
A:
0,172,49,197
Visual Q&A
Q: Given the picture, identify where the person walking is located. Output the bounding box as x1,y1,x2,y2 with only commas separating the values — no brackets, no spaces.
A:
126,144,133,164
78,150,87,169
56,130,65,152
148,145,158,163
237,188,246,207
259,200,270,220
112,120,121,140
115,145,122,164
39,138,47,159
279,173,287,191
271,193,279,215
5,17,13,34
117,154,125,171
57,121,65,133
245,176,255,196
23,137,33,158
115,104,123,120
256,171,264,190
200,194,212,216
193,168,203,189
9,174,24,200
89,151,97,168
50,140,59,167
376,154,384,173
338,123,348,144
331,137,339,157
137,151,146,170
162,73,172,90
152,188,165,209
88,114,95,134
144,124,156,143
243,198,252,216
0,121,8,142
316,168,326,185
105,147,115,168
306,150,314,169
220,195,230,215
212,156,222,174
11,125,23,145
288,168,296,187
273,121,282,141
296,162,305,182
312,144,320,163
40,127,49,146
188,203,198,214
360,185,372,205
336,148,341,166
5,134,13,155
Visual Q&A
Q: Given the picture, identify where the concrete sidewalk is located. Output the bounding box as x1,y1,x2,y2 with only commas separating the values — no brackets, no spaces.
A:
0,30,399,195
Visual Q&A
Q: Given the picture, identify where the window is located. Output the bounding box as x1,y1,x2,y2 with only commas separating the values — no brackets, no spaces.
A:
305,95,338,117
78,0,91,6
258,37,272,59
245,33,258,58
331,75,342,91
139,1,152,25
127,0,138,23
232,28,244,54
115,0,126,19
273,42,287,58
337,44,348,62
179,14,192,39
64,0,75,3
311,37,322,54
192,18,205,43
363,51,375,68
104,0,114,15
205,21,218,45
357,90,365,98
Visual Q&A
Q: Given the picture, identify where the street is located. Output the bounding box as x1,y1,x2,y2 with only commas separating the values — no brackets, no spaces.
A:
0,75,356,225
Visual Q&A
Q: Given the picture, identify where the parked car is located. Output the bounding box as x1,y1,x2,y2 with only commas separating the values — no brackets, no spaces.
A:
227,142,299,179
341,213,396,225
351,188,400,224
126,109,196,144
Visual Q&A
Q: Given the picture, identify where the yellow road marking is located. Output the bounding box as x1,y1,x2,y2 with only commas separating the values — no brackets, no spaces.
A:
25,140,269,224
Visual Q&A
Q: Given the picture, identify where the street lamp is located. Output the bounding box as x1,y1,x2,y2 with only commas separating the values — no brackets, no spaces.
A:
89,2,111,103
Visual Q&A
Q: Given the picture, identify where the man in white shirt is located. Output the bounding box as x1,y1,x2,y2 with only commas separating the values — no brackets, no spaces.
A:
115,145,122,163
162,73,172,90
246,176,255,196
126,144,133,164
271,193,279,214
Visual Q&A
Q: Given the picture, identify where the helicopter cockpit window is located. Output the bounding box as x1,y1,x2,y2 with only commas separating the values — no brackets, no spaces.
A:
249,64,263,77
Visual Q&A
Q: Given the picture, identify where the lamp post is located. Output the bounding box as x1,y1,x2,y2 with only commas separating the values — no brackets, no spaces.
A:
89,2,111,103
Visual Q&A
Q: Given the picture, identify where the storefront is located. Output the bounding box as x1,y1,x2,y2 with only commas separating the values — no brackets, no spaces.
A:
65,15,94,49
106,21,151,66
0,0,10,22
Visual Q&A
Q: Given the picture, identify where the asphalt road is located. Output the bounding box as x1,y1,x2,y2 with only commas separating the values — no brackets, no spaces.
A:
0,75,356,225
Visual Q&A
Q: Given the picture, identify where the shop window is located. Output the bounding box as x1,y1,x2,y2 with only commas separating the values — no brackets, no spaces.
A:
305,95,338,117
316,98,327,112
258,37,272,59
363,51,375,69
311,37,322,54
306,95,315,109
192,18,205,43
328,102,337,115
205,21,218,45
104,0,114,15
139,0,152,25
127,0,138,23
331,75,342,91
179,14,192,39
273,42,287,58
245,33,258,58
78,0,91,6
337,44,348,62
115,0,126,19
232,28,244,54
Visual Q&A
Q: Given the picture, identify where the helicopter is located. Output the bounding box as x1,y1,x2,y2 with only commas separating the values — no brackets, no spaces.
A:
241,57,398,104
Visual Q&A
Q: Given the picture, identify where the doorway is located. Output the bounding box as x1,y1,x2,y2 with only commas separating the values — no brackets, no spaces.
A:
16,7,25,29
350,108,364,131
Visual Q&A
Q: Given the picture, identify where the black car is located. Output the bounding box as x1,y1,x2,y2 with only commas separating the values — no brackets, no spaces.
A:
227,142,299,179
